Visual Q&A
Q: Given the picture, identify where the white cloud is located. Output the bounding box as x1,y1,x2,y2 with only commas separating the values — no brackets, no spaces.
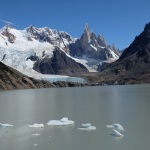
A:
1,20,15,25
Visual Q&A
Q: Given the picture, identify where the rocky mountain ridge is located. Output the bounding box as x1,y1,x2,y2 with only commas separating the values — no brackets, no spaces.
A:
33,47,88,75
0,24,120,77
69,24,120,60
1,22,150,90
85,22,150,84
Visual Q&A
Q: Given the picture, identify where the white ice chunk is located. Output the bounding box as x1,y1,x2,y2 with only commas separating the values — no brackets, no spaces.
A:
78,123,96,131
106,123,124,132
47,117,74,126
0,123,14,127
31,133,40,136
111,129,124,137
33,144,38,147
28,123,44,128
81,123,91,128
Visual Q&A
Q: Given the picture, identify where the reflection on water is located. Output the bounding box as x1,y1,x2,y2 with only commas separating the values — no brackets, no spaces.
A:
0,84,150,150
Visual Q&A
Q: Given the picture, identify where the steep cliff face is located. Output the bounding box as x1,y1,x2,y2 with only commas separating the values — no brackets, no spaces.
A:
119,23,150,61
33,47,88,75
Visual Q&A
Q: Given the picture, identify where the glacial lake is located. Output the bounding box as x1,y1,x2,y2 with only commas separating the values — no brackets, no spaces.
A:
0,84,150,150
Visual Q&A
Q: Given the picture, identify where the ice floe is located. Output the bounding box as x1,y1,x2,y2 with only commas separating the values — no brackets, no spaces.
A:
28,123,44,128
0,123,14,127
33,144,38,147
31,133,40,136
111,129,124,137
106,123,124,137
47,117,74,126
106,123,124,132
78,123,96,131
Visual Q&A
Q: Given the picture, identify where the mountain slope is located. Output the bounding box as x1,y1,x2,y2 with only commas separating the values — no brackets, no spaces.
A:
0,24,120,75
33,47,88,75
0,62,55,90
0,24,122,86
85,22,150,84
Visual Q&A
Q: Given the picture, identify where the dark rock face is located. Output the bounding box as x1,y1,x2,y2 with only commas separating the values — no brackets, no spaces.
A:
33,47,88,75
69,24,120,60
97,62,110,72
26,54,38,61
119,23,150,60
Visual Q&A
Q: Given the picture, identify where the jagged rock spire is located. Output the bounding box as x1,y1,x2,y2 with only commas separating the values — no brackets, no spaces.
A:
85,23,90,32
82,23,91,44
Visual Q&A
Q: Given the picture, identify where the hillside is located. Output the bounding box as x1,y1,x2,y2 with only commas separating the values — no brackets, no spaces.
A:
0,62,56,90
84,22,150,85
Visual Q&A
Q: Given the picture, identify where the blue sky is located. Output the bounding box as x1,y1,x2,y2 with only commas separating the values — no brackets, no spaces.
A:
0,0,150,49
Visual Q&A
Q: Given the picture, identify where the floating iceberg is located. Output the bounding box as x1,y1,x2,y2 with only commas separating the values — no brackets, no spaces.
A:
33,144,38,147
106,123,124,137
0,123,14,127
28,123,44,128
47,117,74,126
111,129,124,137
78,123,96,131
81,123,91,128
106,123,124,132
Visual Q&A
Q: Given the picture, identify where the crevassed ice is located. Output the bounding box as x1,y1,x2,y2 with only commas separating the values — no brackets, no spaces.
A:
47,117,74,126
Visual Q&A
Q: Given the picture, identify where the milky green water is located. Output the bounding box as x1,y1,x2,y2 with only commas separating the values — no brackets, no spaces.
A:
0,84,150,150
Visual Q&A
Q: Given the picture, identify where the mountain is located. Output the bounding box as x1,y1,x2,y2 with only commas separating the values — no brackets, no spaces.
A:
0,24,121,84
85,22,150,84
33,47,88,75
69,24,120,61
0,25,80,74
